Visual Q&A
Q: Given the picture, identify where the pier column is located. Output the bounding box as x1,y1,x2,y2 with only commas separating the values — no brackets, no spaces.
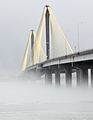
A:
55,71,60,86
77,68,88,86
65,66,72,87
76,69,82,86
91,69,93,86
83,69,88,86
45,69,52,85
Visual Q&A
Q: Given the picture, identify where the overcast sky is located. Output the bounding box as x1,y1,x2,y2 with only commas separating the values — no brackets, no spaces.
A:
0,0,93,72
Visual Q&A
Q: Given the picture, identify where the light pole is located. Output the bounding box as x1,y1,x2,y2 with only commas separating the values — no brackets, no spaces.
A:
77,22,83,53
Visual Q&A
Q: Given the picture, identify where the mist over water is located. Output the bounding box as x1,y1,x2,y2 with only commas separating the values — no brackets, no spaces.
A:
0,69,93,119
0,69,93,106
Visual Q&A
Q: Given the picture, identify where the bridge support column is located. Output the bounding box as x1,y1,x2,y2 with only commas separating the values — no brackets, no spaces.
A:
65,66,72,87
55,71,60,86
77,69,82,86
45,69,52,85
77,68,88,86
83,69,88,86
91,69,93,86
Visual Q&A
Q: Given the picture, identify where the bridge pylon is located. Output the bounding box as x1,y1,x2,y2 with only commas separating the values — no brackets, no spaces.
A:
21,30,36,71
45,5,50,60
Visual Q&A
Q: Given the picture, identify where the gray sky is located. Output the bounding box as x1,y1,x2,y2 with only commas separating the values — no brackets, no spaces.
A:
0,0,93,72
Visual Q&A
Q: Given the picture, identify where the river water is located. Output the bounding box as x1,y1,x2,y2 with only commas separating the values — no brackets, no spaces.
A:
0,76,93,120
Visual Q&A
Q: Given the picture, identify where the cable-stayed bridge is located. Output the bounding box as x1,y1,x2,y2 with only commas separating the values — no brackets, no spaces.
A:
21,5,93,87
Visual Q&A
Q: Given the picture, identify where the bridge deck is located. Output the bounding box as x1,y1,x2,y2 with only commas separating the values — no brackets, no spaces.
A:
26,49,93,70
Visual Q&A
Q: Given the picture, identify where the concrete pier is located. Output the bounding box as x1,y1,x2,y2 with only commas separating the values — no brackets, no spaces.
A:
76,67,88,86
65,65,72,87
91,69,93,86
45,69,52,84
77,68,88,86
55,71,60,86
76,69,81,86
83,68,88,86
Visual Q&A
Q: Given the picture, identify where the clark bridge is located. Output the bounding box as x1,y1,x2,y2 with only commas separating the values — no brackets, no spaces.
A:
21,5,93,87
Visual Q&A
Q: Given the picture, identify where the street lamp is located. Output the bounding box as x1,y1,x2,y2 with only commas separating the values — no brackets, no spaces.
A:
77,22,83,53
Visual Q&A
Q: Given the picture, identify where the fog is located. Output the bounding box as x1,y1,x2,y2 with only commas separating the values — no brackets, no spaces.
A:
0,76,93,110
0,78,93,119
0,68,93,119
